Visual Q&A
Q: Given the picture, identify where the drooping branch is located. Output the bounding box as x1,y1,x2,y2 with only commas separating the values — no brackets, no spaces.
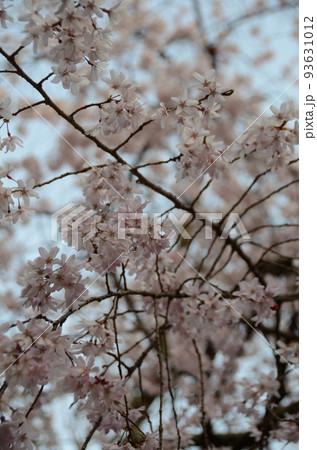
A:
192,401,299,449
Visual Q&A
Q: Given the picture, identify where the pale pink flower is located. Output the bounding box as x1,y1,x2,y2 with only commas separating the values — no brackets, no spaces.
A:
4,205,35,223
106,1,123,26
0,162,14,178
183,122,210,144
277,340,299,364
12,179,39,206
270,100,298,123
0,181,14,213
0,135,23,152
193,68,224,102
0,5,13,29
171,90,199,115
104,69,131,92
80,0,104,18
233,277,265,302
151,102,169,128
0,97,12,120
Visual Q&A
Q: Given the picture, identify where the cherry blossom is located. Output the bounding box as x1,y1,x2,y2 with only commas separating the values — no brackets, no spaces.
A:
0,1,298,448
0,134,23,152
151,102,169,128
233,278,278,324
235,101,299,168
0,180,14,213
20,248,89,312
0,96,12,120
193,68,225,103
12,179,39,206
171,90,199,115
0,1,13,29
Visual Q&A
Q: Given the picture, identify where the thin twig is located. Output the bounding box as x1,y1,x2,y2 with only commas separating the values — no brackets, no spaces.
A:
81,415,102,450
192,339,209,448
25,385,44,418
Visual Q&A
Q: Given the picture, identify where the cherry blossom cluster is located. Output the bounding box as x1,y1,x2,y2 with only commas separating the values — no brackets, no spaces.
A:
277,339,299,365
88,70,146,136
66,162,171,275
0,164,39,223
166,69,228,181
233,277,280,325
237,371,281,420
18,0,122,93
0,319,154,449
0,319,69,393
105,433,159,450
19,247,89,313
0,410,37,450
73,318,116,357
0,0,299,447
130,250,177,292
235,101,299,168
0,321,70,449
58,356,129,435
0,97,23,153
